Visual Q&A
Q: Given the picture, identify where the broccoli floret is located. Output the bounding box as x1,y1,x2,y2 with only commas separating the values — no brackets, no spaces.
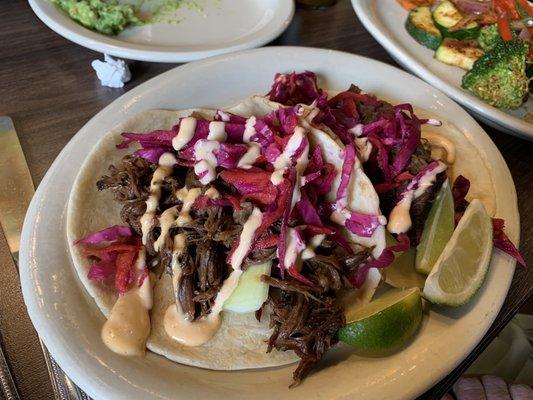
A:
527,64,533,93
462,39,529,109
478,24,502,51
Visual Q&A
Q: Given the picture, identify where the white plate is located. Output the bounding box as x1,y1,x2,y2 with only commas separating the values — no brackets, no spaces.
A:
20,47,519,400
28,0,294,62
351,0,533,140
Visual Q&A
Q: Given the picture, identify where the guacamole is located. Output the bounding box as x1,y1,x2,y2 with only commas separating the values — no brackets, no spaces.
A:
52,0,141,35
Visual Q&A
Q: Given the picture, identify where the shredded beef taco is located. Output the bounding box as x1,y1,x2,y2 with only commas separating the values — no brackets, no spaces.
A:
67,97,387,382
67,71,517,387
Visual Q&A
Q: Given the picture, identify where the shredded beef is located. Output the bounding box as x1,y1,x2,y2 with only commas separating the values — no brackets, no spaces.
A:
119,200,146,235
342,247,373,276
96,155,239,319
266,291,345,387
244,247,277,267
344,85,394,124
97,155,155,201
160,232,174,274
175,207,241,320
262,275,321,301
178,254,196,320
406,139,432,176
175,238,227,321
96,155,186,236
263,246,371,386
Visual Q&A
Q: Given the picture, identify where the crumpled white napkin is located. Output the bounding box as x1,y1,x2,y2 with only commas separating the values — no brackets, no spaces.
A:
91,54,131,88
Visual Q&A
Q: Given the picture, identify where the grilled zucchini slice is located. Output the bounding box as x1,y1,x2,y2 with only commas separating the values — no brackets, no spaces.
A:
435,38,484,70
406,7,442,50
432,0,480,40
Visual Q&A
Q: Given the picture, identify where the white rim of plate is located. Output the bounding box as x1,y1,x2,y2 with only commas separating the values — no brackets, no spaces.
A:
19,46,519,400
351,0,533,139
28,0,295,63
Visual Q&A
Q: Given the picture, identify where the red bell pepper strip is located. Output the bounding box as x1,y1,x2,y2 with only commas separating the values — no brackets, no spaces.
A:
518,0,533,17
494,0,521,20
115,250,138,294
497,18,514,41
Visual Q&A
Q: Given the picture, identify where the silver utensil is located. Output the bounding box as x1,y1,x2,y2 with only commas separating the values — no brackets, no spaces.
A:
0,334,19,400
0,116,92,400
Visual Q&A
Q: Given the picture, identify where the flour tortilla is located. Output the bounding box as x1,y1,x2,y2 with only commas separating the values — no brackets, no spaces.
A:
67,98,493,371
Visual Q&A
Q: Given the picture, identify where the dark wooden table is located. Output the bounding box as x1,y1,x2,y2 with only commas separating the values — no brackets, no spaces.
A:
0,1,531,399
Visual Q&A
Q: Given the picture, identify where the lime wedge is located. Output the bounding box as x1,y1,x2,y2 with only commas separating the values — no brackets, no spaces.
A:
338,288,423,355
384,233,426,289
423,199,493,307
416,179,455,274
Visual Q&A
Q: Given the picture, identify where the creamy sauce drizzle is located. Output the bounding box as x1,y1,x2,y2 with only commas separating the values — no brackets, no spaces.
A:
349,124,364,137
175,187,202,227
422,132,456,164
305,104,320,122
173,233,187,257
237,143,261,169
102,249,152,356
205,187,220,199
193,139,220,184
139,152,177,244
164,209,263,346
302,234,326,260
229,207,263,270
243,116,256,143
388,161,448,234
282,228,306,269
172,117,197,151
152,185,204,251
207,121,227,142
164,301,223,346
153,206,179,252
290,143,309,210
355,137,372,162
330,209,350,226
194,139,219,166
270,126,307,185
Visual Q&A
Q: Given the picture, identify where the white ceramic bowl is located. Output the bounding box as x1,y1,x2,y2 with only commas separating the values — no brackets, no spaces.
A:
20,47,519,400
351,0,533,140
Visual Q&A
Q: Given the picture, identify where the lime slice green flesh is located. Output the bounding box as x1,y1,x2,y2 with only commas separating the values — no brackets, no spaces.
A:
384,233,426,289
416,179,455,274
338,288,423,354
423,199,493,306
223,261,271,313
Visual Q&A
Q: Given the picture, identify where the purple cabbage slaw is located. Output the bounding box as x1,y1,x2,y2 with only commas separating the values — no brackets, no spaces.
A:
75,225,143,293
85,70,523,292
111,79,387,286
452,175,525,266
268,72,525,273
